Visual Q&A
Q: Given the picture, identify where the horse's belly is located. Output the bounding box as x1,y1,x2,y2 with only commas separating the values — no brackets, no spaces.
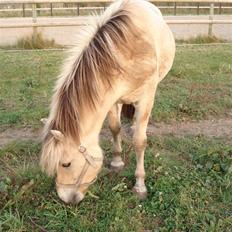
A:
118,89,143,104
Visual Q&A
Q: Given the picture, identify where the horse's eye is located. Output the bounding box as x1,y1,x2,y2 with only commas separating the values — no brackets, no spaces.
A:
62,162,71,168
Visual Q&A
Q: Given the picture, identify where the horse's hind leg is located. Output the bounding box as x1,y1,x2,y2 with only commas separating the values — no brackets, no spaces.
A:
132,86,157,199
108,103,124,172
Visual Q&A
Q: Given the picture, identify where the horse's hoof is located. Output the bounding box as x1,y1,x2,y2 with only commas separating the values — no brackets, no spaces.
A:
110,160,125,173
132,186,148,200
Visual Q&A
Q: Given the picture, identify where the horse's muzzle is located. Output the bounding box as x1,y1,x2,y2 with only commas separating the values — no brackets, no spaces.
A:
57,187,85,204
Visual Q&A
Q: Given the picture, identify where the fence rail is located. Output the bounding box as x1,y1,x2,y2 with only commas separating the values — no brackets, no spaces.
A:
1,19,232,28
1,0,232,18
1,0,232,37
0,0,232,3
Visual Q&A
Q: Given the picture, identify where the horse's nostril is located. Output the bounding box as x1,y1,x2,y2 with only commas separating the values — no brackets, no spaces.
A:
73,193,84,204
62,162,71,168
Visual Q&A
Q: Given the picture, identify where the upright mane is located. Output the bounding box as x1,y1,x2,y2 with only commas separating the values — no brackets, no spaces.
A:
43,0,139,143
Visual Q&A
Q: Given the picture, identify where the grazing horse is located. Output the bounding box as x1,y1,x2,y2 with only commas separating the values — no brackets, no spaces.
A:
40,0,175,204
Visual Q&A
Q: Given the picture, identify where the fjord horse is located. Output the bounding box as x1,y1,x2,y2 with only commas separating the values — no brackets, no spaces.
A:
41,0,175,204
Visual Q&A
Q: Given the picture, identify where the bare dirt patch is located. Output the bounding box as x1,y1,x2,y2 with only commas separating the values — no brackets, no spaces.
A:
0,128,39,148
1,118,232,148
147,118,232,138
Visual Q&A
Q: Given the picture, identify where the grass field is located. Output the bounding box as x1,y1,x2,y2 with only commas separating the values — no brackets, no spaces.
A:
0,45,232,231
1,137,232,231
0,44,232,130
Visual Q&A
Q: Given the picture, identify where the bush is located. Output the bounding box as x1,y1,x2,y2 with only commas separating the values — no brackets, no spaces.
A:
176,35,227,44
13,32,60,49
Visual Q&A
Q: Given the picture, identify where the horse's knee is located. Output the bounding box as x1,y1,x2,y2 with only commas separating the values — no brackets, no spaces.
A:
133,136,147,153
110,124,121,136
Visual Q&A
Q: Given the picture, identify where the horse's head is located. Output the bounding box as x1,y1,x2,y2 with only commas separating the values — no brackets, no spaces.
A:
40,130,103,204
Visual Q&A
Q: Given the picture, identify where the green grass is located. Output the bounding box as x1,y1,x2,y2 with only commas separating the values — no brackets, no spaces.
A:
153,44,232,122
1,44,232,231
0,136,231,231
0,49,63,130
0,44,232,130
176,35,227,44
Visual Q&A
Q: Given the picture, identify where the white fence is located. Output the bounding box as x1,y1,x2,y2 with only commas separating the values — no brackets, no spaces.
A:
0,0,231,3
1,4,232,17
1,0,232,35
1,0,232,16
0,0,232,46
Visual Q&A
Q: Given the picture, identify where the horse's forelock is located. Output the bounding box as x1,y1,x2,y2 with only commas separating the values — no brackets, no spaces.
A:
40,136,63,176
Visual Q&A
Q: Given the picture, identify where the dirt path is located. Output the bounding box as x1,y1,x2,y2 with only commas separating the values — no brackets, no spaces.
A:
146,118,232,138
0,127,39,148
0,119,232,147
0,118,232,148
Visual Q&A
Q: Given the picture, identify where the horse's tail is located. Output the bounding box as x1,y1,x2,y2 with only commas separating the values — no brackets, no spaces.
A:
122,104,135,119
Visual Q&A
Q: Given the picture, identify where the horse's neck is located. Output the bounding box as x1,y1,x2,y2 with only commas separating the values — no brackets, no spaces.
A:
79,84,124,156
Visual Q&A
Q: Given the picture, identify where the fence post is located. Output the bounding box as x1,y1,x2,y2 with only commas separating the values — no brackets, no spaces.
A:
50,3,53,16
174,2,177,15
219,3,222,14
22,3,25,17
208,3,214,36
32,3,37,44
77,3,79,15
197,3,200,15
32,3,37,23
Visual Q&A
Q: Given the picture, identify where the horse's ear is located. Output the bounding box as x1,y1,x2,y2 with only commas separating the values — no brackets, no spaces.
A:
41,118,48,124
50,130,64,142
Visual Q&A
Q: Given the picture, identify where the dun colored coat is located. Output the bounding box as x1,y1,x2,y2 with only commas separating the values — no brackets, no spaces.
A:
40,0,175,204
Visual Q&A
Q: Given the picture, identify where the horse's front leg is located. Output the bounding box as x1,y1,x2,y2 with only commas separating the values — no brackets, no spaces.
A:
108,104,125,172
132,88,156,199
